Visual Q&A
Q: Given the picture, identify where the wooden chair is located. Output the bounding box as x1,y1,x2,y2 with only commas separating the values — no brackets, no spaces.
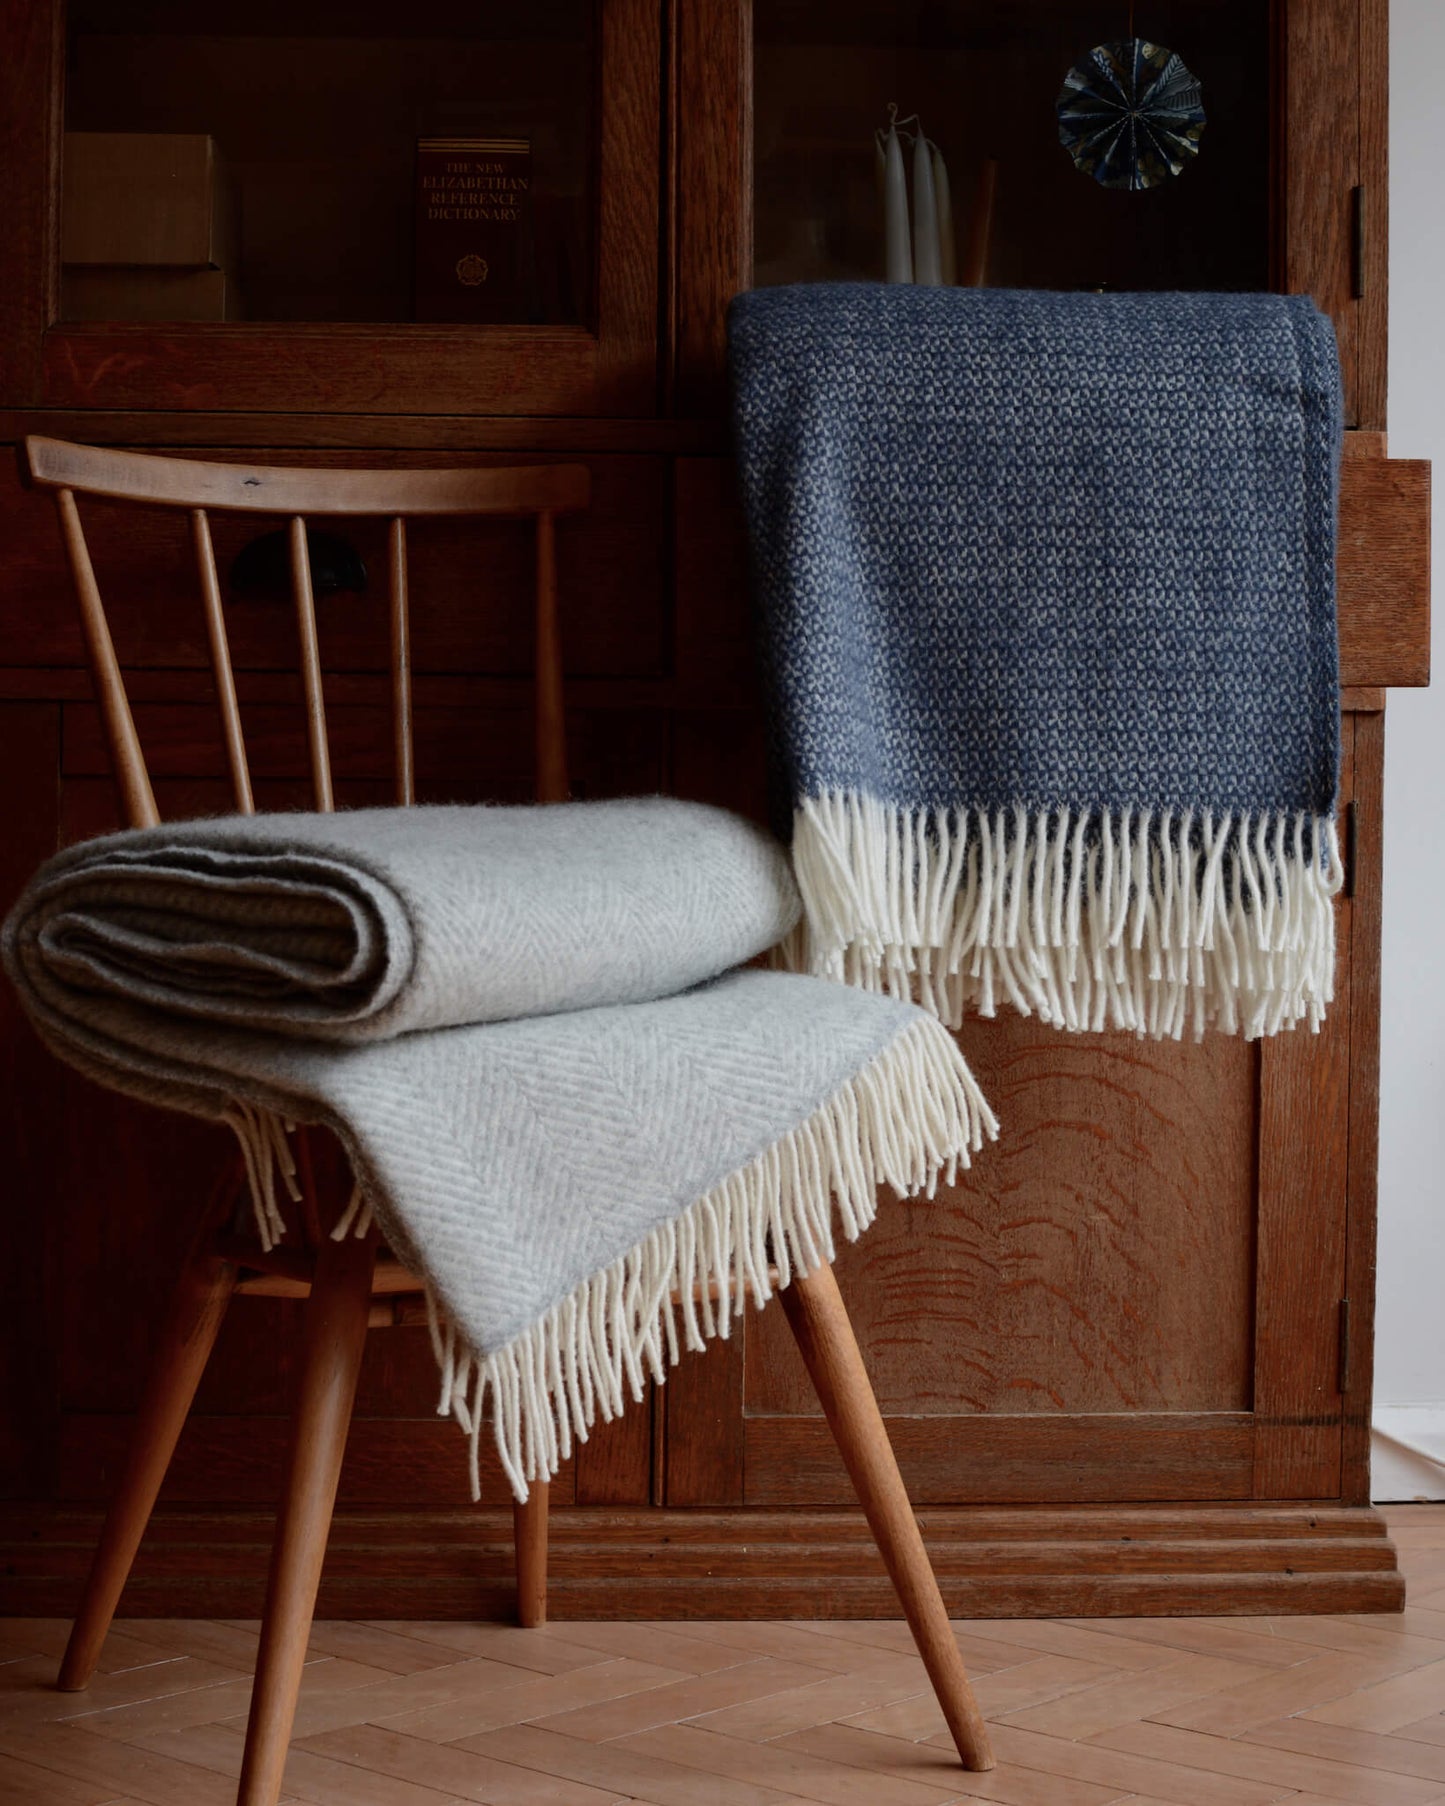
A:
22,435,994,1806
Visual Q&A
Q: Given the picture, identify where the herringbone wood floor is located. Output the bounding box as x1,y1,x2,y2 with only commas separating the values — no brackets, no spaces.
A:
2,1506,1443,1806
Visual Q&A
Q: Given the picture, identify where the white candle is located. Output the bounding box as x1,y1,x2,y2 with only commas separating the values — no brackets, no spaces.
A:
883,124,912,284
932,144,956,285
912,132,942,285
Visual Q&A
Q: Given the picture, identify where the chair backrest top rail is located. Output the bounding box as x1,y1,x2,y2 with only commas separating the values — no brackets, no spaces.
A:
24,436,590,518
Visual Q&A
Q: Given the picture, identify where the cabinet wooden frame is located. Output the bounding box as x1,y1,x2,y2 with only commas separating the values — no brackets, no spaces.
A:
0,0,1433,1621
0,0,662,418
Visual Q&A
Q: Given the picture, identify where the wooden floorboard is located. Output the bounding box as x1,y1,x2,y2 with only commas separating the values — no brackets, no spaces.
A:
0,1504,1440,1805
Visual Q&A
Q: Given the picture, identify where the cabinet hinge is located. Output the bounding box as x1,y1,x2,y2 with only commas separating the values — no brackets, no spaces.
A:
1351,185,1366,300
1342,800,1359,899
1338,1296,1352,1395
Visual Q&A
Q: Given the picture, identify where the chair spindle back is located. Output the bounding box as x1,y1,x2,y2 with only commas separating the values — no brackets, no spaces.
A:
25,437,590,829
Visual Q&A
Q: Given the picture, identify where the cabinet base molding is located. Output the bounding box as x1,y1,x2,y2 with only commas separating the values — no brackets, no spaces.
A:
0,1502,1404,1621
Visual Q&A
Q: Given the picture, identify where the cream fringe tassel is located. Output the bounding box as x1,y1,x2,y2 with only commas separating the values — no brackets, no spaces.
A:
220,1102,303,1251
785,792,1344,1042
220,1013,995,1502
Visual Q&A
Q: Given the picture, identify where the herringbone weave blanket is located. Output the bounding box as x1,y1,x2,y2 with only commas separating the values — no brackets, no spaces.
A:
729,284,1344,1040
3,798,995,1498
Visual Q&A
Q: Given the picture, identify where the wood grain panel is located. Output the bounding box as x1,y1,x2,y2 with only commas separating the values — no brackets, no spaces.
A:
596,0,665,411
8,1563,1399,1620
673,457,756,691
662,1335,746,1507
1336,458,1431,688
574,1401,653,1508
0,662,763,716
1284,0,1360,422
1356,0,1390,430
0,410,726,453
674,0,750,413
61,704,665,801
54,1415,574,1511
0,1501,1402,1620
1343,706,1386,1504
747,1023,1256,1421
0,703,63,1493
41,325,615,417
668,709,770,821
744,1414,1254,1508
0,0,58,407
1252,720,1354,1500
668,456,771,827
0,453,669,679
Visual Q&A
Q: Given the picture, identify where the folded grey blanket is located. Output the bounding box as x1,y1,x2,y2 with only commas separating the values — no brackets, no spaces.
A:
730,284,1344,1041
3,798,996,1497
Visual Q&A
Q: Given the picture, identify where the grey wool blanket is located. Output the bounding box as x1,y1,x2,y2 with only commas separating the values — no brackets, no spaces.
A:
729,283,1344,1041
3,797,996,1498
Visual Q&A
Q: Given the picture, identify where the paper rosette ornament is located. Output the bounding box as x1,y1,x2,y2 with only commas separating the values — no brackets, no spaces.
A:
1057,39,1205,191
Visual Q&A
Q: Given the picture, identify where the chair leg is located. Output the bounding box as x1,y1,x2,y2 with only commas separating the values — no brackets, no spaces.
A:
513,1482,549,1627
58,1236,238,1692
778,1260,995,1772
236,1225,377,1806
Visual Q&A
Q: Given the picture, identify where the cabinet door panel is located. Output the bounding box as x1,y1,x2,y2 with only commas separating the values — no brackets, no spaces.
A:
744,1413,1255,1508
747,1027,1259,1423
679,0,1380,425
1252,717,1354,1500
0,0,662,415
736,734,1358,1511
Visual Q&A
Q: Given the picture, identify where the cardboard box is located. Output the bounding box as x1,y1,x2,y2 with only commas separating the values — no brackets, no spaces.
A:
60,266,239,323
62,132,235,268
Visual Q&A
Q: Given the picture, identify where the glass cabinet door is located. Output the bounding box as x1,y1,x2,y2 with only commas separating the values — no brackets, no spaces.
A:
62,0,595,328
667,0,1377,427
1,0,660,415
752,1,1272,295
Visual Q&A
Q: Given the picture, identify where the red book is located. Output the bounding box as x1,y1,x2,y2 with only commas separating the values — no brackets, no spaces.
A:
414,137,532,323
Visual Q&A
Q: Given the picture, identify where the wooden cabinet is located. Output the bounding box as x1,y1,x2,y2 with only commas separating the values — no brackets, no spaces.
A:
0,0,1431,1620
2,0,661,414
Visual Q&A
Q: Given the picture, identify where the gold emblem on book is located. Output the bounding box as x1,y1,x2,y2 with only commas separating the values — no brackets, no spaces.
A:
456,254,489,287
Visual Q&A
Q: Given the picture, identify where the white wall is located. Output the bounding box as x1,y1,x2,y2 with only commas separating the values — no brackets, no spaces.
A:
1372,0,1445,1501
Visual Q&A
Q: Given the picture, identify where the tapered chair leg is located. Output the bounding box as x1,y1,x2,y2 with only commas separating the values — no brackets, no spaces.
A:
237,1225,377,1806
513,1482,549,1627
58,1237,238,1692
779,1260,995,1772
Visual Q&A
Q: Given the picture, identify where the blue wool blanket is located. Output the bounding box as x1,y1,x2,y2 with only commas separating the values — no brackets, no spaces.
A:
729,283,1344,1040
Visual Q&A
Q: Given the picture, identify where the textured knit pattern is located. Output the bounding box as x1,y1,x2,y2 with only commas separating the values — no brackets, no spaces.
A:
729,283,1345,1040
2,801,996,1498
